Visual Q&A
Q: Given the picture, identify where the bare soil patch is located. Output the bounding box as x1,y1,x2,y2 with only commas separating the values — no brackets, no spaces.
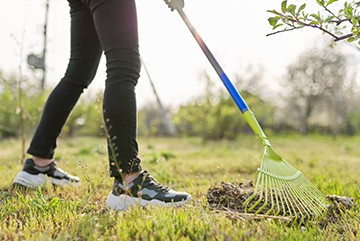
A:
207,181,355,226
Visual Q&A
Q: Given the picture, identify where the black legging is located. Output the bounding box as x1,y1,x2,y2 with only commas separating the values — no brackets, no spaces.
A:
27,0,142,177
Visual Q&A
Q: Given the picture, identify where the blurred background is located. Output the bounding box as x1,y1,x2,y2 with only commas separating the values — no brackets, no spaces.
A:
1,0,360,143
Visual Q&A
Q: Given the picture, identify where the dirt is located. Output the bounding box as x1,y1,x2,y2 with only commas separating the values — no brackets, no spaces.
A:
320,194,355,229
207,181,255,213
206,181,299,219
207,181,355,225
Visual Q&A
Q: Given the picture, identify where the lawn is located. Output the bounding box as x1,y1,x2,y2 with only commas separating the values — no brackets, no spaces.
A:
0,135,359,240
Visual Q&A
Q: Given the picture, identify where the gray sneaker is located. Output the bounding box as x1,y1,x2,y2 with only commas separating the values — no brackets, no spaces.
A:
13,158,80,188
106,170,191,211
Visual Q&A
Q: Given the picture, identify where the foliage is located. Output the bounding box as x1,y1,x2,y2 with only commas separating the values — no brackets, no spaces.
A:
278,46,358,135
267,0,360,44
173,92,244,139
173,73,274,140
1,58,360,140
348,107,360,132
0,72,104,139
0,74,48,138
0,79,19,137
138,102,175,137
62,92,104,137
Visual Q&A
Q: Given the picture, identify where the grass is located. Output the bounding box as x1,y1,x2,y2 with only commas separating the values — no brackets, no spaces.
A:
0,134,359,240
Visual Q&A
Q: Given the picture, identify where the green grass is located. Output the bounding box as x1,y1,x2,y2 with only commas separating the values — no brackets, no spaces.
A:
0,135,359,240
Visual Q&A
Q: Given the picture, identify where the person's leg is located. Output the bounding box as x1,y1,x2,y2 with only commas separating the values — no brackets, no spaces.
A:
88,0,191,210
28,0,102,160
88,0,141,178
13,0,102,188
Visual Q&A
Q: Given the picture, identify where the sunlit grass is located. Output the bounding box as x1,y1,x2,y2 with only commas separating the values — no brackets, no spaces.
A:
0,135,359,240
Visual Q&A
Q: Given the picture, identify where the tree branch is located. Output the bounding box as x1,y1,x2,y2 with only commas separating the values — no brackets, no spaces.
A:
323,5,341,21
266,27,303,37
330,18,352,26
280,15,354,42
334,33,354,41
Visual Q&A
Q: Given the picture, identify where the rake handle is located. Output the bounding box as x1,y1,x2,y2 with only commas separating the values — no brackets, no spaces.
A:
176,8,248,113
176,8,270,145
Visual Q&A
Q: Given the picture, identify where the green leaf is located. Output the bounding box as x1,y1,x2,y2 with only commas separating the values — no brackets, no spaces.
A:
298,3,306,14
351,18,358,26
345,6,354,18
302,12,309,21
267,9,282,16
326,0,338,6
281,1,287,13
310,13,321,21
273,23,284,30
347,37,355,42
288,4,297,14
267,10,277,14
325,16,335,22
316,0,325,6
268,16,280,27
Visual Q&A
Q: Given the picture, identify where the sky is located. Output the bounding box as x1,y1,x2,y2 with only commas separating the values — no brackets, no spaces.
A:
0,0,358,107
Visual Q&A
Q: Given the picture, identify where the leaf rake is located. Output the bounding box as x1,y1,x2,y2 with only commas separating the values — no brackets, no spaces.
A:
174,7,327,220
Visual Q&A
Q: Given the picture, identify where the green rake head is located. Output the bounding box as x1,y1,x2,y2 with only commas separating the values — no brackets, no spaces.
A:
242,111,327,221
242,144,327,221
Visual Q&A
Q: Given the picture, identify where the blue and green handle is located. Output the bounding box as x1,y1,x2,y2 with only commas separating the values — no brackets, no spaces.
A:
176,8,271,146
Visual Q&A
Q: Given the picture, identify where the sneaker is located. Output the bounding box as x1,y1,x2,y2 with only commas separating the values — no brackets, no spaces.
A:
13,158,80,188
106,170,191,211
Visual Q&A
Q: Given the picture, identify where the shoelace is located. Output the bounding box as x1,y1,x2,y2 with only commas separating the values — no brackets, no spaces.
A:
143,172,170,192
51,162,74,178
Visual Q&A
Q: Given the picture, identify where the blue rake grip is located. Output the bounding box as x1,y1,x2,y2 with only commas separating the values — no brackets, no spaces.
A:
176,8,249,113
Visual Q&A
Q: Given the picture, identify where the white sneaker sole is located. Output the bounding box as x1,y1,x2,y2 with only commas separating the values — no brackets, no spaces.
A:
13,171,81,188
106,192,191,211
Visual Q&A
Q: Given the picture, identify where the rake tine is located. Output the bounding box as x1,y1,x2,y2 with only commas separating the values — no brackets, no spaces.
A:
276,164,300,218
269,163,299,218
270,158,319,216
294,179,321,220
265,174,275,215
299,179,326,215
279,178,296,218
294,180,318,216
254,174,270,215
290,179,312,218
290,174,325,215
266,170,284,216
243,172,261,211
276,162,325,219
271,176,282,216
248,173,265,212
286,179,312,218
276,179,289,216
283,179,305,220
273,177,283,216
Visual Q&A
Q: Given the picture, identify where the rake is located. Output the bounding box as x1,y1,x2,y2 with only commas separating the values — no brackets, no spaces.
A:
174,7,327,220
